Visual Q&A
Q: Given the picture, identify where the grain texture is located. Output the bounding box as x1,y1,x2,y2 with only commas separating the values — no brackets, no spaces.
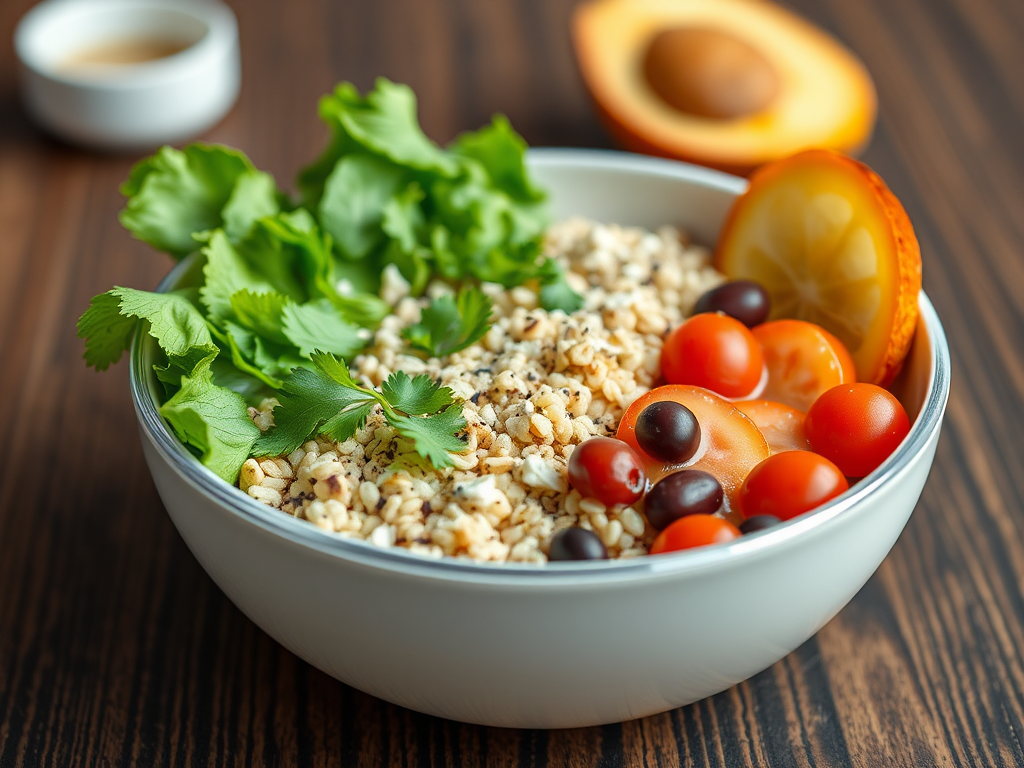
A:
1,0,1022,765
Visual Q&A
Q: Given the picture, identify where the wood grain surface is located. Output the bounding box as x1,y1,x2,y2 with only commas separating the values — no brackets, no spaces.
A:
2,0,1023,765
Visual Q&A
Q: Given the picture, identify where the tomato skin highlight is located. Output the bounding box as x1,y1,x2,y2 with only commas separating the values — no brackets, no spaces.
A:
650,514,741,554
739,451,849,521
567,436,646,506
805,383,911,477
661,313,765,399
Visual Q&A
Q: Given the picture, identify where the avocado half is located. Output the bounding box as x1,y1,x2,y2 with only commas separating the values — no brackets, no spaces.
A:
573,0,878,176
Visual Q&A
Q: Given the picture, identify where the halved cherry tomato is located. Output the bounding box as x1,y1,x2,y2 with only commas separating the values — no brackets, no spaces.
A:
733,399,811,454
650,514,740,554
752,320,856,412
617,385,769,515
805,383,911,477
567,437,645,506
661,313,765,399
739,451,849,521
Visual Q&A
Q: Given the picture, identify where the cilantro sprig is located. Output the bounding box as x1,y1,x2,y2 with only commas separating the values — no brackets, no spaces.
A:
255,353,467,466
403,287,493,358
78,77,579,483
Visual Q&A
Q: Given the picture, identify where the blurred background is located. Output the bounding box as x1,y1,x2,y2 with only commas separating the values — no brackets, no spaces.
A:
2,0,1024,766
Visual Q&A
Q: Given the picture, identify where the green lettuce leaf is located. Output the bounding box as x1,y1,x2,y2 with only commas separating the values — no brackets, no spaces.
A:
229,289,291,345
159,356,261,482
281,299,365,358
200,230,280,319
321,79,459,176
451,115,545,203
319,154,408,259
223,170,281,242
120,144,257,257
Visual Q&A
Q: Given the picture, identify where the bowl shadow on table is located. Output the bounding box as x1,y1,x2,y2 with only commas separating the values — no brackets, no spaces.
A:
0,90,124,156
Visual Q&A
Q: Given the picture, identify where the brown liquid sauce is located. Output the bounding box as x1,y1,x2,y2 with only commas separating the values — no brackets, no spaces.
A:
59,38,192,70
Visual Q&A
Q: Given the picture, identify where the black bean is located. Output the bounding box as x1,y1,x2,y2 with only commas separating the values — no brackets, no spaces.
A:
547,528,608,561
635,401,701,463
739,515,781,534
693,280,771,327
644,469,723,530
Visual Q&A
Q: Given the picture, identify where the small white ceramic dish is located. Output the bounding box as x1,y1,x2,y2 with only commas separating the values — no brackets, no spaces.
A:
130,150,950,729
15,0,240,150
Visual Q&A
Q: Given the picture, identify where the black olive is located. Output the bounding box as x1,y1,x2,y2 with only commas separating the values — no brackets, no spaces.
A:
644,469,723,530
739,515,781,534
693,280,771,327
635,401,701,463
548,527,608,561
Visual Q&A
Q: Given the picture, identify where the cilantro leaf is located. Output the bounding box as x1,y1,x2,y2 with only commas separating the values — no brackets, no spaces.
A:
77,287,218,372
319,401,375,443
380,371,457,415
538,260,584,313
229,289,290,345
160,359,261,482
259,209,336,299
281,299,365,358
308,350,362,388
387,405,467,467
256,352,466,467
77,292,140,371
120,144,256,257
403,287,493,358
330,292,391,327
253,359,376,456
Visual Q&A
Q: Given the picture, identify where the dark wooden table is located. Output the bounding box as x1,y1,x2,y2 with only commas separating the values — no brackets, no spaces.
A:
2,0,1023,765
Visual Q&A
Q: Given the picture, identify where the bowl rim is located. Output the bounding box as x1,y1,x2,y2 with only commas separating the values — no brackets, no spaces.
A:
15,0,238,89
129,148,951,585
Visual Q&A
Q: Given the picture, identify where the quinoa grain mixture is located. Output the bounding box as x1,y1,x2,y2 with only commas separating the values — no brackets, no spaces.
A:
239,218,724,562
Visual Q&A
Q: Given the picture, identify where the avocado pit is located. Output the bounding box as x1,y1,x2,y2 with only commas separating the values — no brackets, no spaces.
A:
642,26,780,120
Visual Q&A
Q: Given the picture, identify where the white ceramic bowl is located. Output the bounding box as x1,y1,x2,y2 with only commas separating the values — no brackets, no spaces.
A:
130,150,950,729
15,0,240,150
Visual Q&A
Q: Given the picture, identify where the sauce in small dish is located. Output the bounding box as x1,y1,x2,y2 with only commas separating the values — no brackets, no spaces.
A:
58,37,193,72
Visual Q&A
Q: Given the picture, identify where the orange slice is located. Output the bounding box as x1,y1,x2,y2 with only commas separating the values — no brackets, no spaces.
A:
716,149,921,385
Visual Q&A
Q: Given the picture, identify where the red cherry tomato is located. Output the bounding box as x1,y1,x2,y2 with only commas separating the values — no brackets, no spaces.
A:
650,514,740,554
739,451,849,521
661,313,765,399
567,437,646,506
805,384,911,477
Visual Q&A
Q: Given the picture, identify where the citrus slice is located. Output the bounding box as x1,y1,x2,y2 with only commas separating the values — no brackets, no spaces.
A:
716,149,921,385
617,385,770,517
